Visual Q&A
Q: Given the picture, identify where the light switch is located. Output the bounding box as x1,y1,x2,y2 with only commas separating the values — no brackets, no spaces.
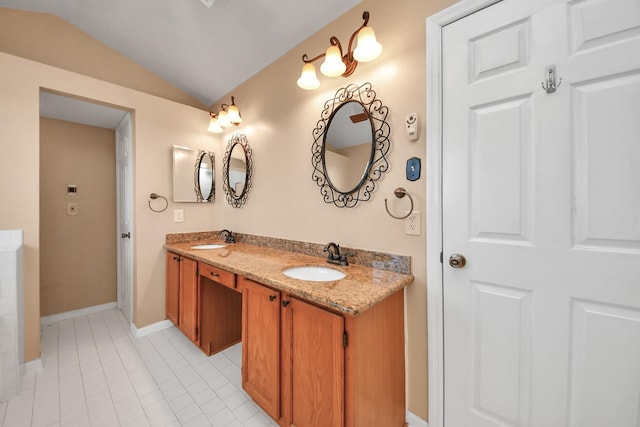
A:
174,209,184,222
406,157,421,181
67,202,78,215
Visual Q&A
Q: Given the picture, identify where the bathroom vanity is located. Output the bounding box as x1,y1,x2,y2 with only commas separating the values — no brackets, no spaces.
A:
165,236,413,427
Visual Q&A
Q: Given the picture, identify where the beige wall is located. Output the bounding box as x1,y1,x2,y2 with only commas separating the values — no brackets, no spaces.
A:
0,0,460,420
39,118,117,316
0,51,222,362
211,0,458,419
0,8,206,110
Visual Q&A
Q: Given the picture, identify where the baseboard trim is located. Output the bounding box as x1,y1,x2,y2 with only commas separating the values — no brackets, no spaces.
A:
130,319,174,338
23,358,43,371
407,411,428,427
40,302,117,325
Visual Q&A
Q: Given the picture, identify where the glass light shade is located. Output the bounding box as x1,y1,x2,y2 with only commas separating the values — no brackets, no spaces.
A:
353,26,383,62
297,63,320,90
208,116,223,133
227,104,242,124
320,45,347,77
217,109,231,127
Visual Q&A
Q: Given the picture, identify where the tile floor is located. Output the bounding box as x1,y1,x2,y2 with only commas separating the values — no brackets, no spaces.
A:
0,309,278,427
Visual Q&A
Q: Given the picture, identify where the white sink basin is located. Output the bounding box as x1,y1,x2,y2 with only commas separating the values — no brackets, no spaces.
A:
283,266,346,282
190,244,226,250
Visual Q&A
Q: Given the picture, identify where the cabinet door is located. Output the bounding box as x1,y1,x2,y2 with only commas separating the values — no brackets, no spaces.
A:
178,256,198,342
165,252,181,325
241,278,281,420
283,297,345,427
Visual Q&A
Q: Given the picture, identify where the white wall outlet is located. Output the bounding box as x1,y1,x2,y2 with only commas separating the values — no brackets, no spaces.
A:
174,209,184,222
405,211,421,236
67,202,78,215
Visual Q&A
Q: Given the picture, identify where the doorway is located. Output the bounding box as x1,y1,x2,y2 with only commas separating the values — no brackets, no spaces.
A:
39,90,133,324
427,0,640,426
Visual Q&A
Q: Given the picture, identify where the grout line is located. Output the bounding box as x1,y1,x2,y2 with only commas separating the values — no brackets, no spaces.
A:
6,308,279,427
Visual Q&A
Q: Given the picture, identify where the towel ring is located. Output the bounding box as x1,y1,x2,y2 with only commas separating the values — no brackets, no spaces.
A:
384,187,414,220
148,193,168,213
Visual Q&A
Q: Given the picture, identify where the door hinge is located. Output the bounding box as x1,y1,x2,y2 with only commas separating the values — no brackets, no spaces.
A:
343,331,348,348
440,252,443,264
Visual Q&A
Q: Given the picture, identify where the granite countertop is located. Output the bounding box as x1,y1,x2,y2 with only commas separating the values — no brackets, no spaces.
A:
164,240,414,316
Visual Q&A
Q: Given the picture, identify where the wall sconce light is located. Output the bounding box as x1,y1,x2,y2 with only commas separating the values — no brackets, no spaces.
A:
208,113,223,133
208,96,242,133
297,11,382,90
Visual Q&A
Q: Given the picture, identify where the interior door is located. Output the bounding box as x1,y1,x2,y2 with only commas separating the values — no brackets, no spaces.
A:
116,114,133,323
442,0,640,426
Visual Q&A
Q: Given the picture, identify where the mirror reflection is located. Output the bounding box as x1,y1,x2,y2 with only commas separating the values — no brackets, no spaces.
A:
172,145,215,203
196,151,215,202
223,134,253,208
323,101,373,193
228,144,247,197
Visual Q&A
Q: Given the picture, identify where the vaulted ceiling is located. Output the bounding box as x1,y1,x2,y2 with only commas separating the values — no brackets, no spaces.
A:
0,0,361,107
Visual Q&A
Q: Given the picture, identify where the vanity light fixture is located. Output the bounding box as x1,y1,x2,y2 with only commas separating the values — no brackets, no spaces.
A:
208,96,242,133
296,11,382,90
208,113,223,133
218,109,231,127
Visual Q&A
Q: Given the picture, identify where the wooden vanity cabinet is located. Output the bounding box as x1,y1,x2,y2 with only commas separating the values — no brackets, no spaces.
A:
241,277,281,420
239,275,405,427
166,252,181,325
282,296,345,427
167,253,242,353
343,289,406,427
165,252,198,343
198,262,241,356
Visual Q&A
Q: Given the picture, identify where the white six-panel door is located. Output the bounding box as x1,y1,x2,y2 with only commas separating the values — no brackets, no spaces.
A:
116,114,133,324
441,0,640,425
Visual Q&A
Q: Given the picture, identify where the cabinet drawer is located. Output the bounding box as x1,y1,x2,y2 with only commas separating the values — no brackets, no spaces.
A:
199,262,236,289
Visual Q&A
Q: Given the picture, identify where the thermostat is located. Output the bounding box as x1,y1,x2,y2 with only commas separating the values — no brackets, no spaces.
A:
406,113,419,141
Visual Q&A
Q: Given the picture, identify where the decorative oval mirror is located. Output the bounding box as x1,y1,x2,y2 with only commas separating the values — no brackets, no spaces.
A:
195,150,215,202
223,134,253,208
312,82,390,208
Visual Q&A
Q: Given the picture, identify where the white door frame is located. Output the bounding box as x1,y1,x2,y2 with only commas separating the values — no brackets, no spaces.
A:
425,1,501,426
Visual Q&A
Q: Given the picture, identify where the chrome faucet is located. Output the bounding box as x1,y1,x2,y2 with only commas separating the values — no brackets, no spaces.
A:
220,229,236,243
324,242,350,266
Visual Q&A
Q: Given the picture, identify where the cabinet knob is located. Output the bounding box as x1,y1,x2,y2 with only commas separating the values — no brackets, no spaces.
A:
210,272,220,277
173,256,180,261
282,300,290,307
269,295,277,302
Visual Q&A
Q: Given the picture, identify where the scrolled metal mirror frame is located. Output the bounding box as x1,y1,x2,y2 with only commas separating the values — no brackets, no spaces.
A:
311,82,390,208
194,150,215,202
222,133,253,208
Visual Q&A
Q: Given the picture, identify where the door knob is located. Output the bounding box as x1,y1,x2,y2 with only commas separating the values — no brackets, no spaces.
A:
448,254,466,268
121,232,131,239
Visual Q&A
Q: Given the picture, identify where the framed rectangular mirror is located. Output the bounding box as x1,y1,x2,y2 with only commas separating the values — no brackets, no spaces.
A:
172,145,215,203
